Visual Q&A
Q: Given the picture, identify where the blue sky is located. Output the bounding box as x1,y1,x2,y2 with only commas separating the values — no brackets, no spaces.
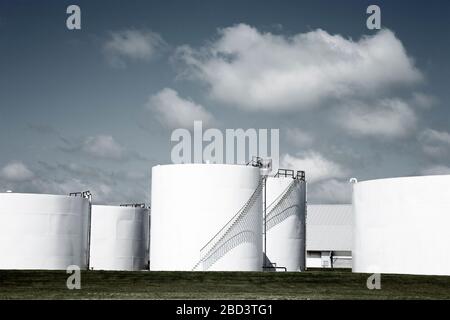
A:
0,0,449,204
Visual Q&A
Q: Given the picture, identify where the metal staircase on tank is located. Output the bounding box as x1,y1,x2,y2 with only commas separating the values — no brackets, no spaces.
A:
265,180,298,231
191,178,264,271
265,169,305,232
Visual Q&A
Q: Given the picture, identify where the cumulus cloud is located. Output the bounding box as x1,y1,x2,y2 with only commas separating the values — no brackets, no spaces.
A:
411,92,437,109
280,151,347,183
280,152,351,203
335,98,417,138
419,128,450,158
33,163,119,202
308,179,353,204
82,135,124,160
104,29,166,68
0,161,149,205
285,128,314,147
175,24,422,111
146,88,216,129
420,128,450,145
0,162,34,182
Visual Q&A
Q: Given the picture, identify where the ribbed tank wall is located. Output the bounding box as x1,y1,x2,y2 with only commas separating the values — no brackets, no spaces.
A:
89,205,150,271
353,175,450,276
0,193,90,270
150,164,263,271
265,177,306,271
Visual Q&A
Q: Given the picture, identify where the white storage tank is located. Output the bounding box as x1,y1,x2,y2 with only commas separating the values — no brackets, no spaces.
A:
89,205,150,271
0,192,90,270
265,170,306,271
353,175,450,276
150,164,263,271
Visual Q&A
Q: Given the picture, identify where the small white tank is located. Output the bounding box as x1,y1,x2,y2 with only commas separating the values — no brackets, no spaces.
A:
265,171,306,271
89,205,150,271
0,193,90,270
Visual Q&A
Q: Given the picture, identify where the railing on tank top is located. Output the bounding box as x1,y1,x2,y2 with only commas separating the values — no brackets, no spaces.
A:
274,168,305,181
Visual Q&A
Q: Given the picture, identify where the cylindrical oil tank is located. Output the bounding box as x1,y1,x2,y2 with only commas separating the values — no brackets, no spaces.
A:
150,164,263,271
353,175,450,276
89,205,150,271
265,176,306,271
0,193,90,270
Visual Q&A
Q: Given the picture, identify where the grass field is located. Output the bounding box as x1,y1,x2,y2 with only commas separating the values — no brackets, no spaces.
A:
1,269,450,299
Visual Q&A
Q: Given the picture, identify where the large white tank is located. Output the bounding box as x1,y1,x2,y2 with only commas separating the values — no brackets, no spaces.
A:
89,205,150,271
150,164,263,271
265,172,306,271
0,193,90,270
353,175,450,276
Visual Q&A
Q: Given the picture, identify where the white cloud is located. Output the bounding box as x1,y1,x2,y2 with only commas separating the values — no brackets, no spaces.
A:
420,129,450,145
280,151,347,183
82,135,124,160
280,152,351,203
0,162,149,205
411,92,437,109
419,129,450,158
0,161,34,182
308,179,352,204
420,165,450,176
146,88,216,129
176,24,422,111
285,128,314,147
104,29,165,68
335,99,416,138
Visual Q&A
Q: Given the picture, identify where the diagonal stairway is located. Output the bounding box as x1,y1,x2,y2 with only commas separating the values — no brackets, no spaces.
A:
265,180,301,232
192,179,264,271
